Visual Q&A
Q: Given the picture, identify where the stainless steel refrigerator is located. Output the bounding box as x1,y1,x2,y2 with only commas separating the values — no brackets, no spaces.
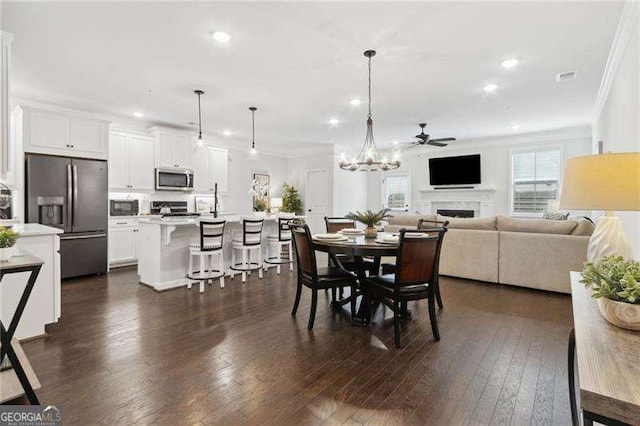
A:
25,154,108,279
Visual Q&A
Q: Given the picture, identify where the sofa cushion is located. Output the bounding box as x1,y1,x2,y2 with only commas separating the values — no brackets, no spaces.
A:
496,215,578,235
384,214,437,232
570,218,595,236
437,215,497,231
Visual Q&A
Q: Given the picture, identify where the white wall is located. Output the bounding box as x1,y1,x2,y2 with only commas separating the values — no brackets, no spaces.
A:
592,2,640,258
367,127,593,217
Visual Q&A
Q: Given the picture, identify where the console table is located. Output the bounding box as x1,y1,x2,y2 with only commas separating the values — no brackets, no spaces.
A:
0,253,43,404
569,271,640,425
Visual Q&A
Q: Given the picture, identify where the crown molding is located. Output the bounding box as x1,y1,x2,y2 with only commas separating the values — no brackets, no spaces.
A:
593,1,639,122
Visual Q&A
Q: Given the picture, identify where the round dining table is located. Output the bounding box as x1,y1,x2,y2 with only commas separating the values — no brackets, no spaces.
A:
312,233,399,324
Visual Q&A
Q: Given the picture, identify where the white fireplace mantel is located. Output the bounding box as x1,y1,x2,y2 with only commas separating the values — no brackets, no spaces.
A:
417,187,496,217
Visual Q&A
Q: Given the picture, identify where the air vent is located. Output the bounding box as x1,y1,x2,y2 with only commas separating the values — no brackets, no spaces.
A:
556,71,577,82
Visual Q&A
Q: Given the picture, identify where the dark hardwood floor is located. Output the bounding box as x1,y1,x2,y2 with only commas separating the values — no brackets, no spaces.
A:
13,267,573,425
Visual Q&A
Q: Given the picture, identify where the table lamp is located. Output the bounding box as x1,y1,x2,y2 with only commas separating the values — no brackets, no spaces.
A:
559,152,640,261
270,197,283,214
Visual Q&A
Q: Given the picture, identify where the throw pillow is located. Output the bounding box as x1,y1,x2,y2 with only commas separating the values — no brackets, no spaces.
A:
542,211,570,221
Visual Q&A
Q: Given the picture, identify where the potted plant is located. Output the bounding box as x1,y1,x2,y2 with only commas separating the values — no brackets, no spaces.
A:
253,198,267,217
345,209,392,239
282,182,303,215
581,255,640,331
0,226,19,262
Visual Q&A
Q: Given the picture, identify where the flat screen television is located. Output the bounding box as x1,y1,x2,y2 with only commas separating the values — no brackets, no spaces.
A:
429,154,481,186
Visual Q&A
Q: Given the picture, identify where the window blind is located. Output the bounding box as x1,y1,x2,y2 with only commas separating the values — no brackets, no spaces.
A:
512,149,561,213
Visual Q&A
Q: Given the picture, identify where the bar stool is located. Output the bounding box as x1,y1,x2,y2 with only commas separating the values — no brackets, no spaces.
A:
230,218,264,283
264,214,294,274
187,219,226,293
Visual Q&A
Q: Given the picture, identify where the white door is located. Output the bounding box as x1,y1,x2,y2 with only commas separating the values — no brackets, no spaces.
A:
192,145,211,192
305,169,330,233
109,133,130,189
211,148,228,192
69,119,105,153
29,111,69,150
157,133,176,168
129,135,155,190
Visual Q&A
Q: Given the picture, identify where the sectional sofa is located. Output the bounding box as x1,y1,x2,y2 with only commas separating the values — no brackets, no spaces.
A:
384,214,594,294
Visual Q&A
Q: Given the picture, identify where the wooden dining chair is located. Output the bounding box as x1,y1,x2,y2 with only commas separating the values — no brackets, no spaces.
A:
324,216,378,275
290,223,358,330
367,227,448,348
380,219,449,309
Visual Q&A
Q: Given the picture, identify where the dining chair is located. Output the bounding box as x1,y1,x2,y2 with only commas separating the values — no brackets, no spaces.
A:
290,223,358,330
324,216,378,276
380,219,449,309
367,226,448,348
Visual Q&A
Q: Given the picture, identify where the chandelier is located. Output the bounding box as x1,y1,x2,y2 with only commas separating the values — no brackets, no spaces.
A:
339,50,400,172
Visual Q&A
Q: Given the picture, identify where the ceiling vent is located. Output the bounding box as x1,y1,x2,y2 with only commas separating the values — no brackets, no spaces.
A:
556,71,577,82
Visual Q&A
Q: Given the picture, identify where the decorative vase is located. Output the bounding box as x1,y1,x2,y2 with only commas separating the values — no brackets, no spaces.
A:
0,247,12,262
253,211,267,218
364,225,377,239
597,297,640,331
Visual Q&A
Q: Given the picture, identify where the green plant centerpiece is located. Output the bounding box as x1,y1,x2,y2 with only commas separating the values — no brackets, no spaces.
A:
345,209,392,239
581,255,640,331
0,226,19,262
282,182,303,215
254,198,267,212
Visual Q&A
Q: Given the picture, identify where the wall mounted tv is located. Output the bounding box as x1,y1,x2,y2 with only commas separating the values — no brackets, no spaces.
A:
429,154,481,186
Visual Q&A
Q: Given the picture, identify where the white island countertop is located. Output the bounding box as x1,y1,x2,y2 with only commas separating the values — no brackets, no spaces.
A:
138,214,303,227
5,223,64,237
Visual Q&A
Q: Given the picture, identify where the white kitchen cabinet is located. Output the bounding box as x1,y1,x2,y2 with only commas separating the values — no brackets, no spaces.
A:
192,146,228,193
212,147,229,192
109,132,129,189
108,130,154,191
129,135,155,190
151,128,192,169
109,218,139,266
22,106,109,159
0,32,13,179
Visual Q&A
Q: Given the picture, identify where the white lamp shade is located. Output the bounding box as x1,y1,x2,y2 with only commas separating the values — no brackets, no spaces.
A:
559,153,640,211
270,197,283,208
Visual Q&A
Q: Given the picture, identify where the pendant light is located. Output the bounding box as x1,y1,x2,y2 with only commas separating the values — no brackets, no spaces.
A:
248,106,258,158
194,90,205,147
338,50,401,171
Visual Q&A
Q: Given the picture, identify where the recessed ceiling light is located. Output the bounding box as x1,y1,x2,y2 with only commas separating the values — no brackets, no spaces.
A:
328,118,339,126
132,111,144,118
501,58,519,68
223,130,232,137
510,123,521,129
392,140,399,145
349,98,361,107
212,32,231,43
483,83,499,93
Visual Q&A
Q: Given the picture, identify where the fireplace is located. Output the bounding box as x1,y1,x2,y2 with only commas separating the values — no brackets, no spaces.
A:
437,209,474,218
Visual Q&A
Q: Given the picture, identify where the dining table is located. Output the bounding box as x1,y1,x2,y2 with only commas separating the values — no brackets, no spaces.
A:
312,232,399,325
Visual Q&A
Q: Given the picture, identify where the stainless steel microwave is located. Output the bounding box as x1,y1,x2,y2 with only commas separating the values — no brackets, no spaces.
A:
110,199,139,216
155,168,194,191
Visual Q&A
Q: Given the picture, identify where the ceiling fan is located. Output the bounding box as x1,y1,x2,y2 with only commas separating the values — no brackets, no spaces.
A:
400,123,456,148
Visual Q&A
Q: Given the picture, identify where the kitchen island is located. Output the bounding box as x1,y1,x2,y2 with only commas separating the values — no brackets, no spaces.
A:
137,215,299,291
0,224,62,339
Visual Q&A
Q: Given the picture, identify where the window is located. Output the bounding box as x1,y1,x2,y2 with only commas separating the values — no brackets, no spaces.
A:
511,148,562,214
382,174,410,211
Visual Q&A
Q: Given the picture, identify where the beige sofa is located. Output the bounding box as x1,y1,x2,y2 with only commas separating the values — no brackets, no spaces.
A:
384,214,593,294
